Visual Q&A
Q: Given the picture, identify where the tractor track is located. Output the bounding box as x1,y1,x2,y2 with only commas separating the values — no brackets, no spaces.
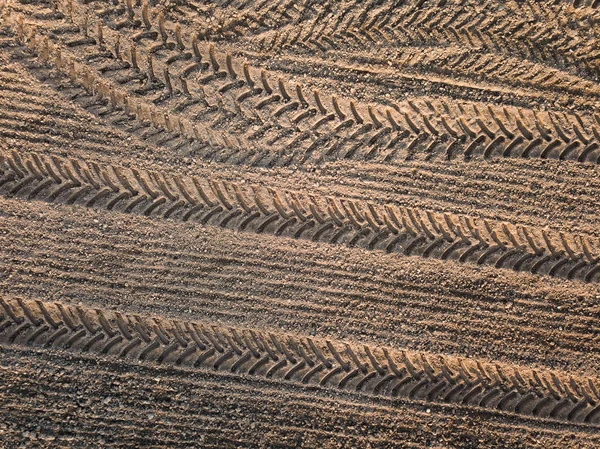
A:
1,196,599,378
0,0,599,447
3,347,600,448
1,296,600,426
6,2,600,170
2,148,600,283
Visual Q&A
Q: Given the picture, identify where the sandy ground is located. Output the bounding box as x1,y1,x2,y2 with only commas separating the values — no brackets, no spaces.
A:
0,0,600,447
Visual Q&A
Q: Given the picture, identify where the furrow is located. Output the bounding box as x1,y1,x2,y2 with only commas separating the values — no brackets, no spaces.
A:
1,296,599,426
6,347,598,448
1,148,599,283
5,3,600,171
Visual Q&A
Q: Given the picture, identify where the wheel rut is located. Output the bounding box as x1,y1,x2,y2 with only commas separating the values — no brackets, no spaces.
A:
0,0,598,446
1,148,599,283
1,295,599,426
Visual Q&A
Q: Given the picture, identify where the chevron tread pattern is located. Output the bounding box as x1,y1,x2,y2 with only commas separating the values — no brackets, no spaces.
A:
1,296,599,425
0,0,599,444
1,148,600,282
5,1,600,169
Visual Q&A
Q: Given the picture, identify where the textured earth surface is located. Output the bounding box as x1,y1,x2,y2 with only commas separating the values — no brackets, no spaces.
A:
1,0,600,447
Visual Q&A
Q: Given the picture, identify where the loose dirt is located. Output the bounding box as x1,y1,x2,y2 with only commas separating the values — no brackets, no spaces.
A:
0,0,600,447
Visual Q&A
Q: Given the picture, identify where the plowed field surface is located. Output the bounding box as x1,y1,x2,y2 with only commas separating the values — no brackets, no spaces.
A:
1,0,600,447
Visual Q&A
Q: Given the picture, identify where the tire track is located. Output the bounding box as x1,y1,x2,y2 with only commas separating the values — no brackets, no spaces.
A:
1,196,599,377
179,0,600,83
5,247,597,362
1,296,599,425
5,63,600,238
6,2,600,171
238,46,600,111
203,2,600,111
4,220,599,342
5,348,597,449
1,1,599,445
1,148,599,283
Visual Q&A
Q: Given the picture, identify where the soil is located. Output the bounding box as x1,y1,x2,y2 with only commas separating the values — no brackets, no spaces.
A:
0,0,600,447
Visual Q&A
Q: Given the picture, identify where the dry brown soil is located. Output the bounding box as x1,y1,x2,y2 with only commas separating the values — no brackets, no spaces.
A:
1,0,600,447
